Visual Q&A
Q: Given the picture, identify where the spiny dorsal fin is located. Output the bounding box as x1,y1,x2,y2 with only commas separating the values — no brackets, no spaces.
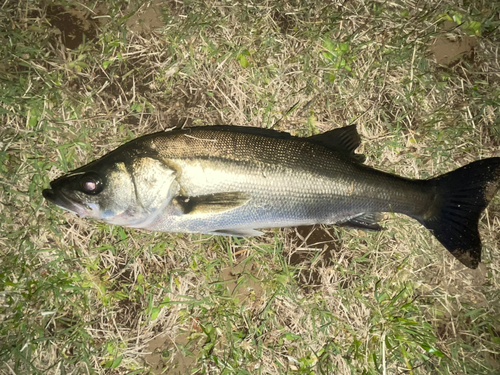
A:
307,125,365,163
173,192,250,215
181,125,294,139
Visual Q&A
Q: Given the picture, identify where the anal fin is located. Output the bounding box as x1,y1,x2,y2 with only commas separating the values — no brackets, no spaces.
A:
338,213,385,231
210,228,264,237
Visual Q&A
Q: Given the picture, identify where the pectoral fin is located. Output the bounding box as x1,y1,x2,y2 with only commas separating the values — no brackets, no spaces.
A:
173,192,250,215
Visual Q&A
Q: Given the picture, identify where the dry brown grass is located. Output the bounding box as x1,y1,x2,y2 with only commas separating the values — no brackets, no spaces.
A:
1,0,500,374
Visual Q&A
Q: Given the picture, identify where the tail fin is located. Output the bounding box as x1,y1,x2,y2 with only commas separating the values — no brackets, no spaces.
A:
417,158,500,269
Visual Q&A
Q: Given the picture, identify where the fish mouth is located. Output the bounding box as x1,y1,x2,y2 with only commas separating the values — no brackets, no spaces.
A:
43,187,85,216
42,188,58,203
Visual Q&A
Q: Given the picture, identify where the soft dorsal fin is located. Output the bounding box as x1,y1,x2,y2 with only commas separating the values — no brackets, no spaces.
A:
307,125,366,163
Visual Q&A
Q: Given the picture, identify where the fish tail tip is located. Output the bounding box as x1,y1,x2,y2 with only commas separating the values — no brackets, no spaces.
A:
420,157,500,269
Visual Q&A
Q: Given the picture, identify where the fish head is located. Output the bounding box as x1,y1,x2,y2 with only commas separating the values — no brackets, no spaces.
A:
43,148,179,227
43,160,137,223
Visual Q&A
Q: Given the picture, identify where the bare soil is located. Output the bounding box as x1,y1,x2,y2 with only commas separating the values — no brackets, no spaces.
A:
46,5,97,49
127,1,166,34
431,21,477,66
145,332,193,374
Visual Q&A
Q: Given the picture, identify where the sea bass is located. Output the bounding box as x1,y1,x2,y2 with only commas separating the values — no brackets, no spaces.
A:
43,125,500,268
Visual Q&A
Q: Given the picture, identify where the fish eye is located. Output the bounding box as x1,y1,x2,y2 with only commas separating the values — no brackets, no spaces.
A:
79,173,103,195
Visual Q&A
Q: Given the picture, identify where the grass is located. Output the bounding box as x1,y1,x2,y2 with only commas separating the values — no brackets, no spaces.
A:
1,0,500,374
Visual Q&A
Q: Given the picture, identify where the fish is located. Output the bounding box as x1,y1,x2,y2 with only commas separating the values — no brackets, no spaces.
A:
42,125,500,269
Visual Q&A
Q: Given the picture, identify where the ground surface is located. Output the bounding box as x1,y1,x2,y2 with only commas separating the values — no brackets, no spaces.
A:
1,0,500,374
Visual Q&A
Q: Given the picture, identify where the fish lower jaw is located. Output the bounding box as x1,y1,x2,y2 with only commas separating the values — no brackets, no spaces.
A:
59,205,86,217
102,209,161,228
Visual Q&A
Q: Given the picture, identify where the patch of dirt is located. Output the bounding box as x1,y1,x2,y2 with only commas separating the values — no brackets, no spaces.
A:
94,4,111,27
220,261,264,304
162,85,225,129
289,226,341,290
115,297,143,329
424,262,489,307
431,21,477,66
145,332,195,374
165,91,205,129
127,1,166,34
46,5,97,49
144,261,263,373
272,10,296,35
89,54,155,121
448,262,489,307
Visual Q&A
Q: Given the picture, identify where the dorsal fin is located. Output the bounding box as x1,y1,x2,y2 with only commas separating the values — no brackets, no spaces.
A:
307,125,365,163
179,125,294,140
172,125,365,162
